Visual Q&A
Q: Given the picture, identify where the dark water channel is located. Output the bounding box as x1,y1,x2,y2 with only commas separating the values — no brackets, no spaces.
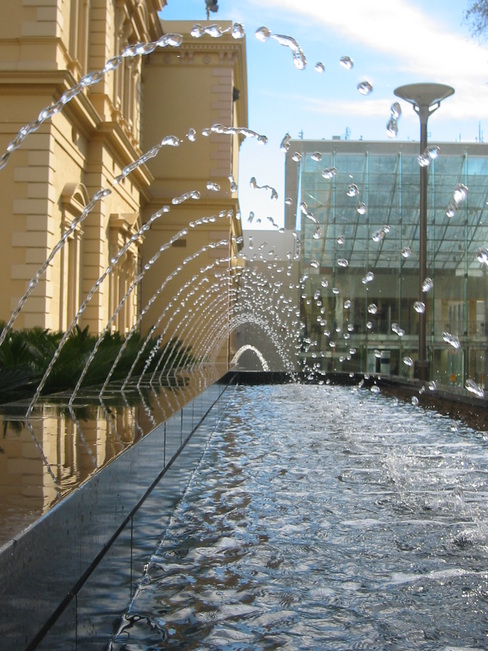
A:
111,383,488,650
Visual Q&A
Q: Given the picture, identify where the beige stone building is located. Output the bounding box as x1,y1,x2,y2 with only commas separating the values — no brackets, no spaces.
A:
0,2,246,367
141,20,247,366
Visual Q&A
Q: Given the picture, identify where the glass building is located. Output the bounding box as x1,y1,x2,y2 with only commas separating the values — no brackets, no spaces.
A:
285,140,488,389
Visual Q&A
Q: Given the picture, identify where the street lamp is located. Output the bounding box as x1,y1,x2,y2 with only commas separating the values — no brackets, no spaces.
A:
394,82,454,382
205,0,218,19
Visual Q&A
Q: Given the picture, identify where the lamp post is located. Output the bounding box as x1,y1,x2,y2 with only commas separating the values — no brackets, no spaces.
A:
393,83,454,382
205,0,218,19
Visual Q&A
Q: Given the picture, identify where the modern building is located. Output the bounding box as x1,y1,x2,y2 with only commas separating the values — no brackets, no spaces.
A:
0,2,246,368
285,139,488,389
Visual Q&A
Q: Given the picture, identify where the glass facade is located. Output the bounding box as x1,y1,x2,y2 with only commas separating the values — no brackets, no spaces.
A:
285,140,488,388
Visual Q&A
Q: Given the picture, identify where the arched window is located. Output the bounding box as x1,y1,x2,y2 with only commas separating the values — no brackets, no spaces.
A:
109,213,141,333
114,3,142,139
61,183,89,331
69,0,90,77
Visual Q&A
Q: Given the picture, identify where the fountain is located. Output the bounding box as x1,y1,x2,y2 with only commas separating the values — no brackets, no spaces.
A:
0,5,487,650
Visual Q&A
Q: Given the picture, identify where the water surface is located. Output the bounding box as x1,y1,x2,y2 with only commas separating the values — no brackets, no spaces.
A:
112,383,488,650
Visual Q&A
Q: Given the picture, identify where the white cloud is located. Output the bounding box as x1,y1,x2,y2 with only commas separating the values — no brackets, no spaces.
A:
247,0,486,81
245,0,488,131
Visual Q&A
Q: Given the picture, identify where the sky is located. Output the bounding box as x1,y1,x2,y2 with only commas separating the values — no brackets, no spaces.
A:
160,0,488,229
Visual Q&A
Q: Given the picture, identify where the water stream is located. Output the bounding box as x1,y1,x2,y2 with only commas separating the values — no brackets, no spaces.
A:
111,383,488,650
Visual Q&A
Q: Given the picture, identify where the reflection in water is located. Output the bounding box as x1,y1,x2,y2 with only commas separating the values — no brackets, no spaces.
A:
0,365,224,548
112,384,488,650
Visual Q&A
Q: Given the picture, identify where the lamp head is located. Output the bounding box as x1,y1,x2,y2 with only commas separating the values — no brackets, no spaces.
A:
394,83,454,109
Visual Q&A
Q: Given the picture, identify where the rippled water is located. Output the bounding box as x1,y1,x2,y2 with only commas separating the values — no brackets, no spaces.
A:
111,384,488,650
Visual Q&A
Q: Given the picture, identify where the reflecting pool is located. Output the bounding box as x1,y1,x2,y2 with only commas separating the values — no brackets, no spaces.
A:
112,383,488,650
0,366,224,548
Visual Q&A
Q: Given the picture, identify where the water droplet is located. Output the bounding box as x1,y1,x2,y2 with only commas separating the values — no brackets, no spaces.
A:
332,287,340,295
372,229,385,243
187,128,197,142
340,56,353,70
362,271,374,284
315,62,325,73
374,349,382,358
312,226,322,239
311,152,322,161
206,181,220,191
161,135,180,147
228,174,238,192
422,277,433,293
122,43,140,58
357,81,373,95
465,378,484,398
255,26,271,42
443,332,461,349
285,197,293,205
366,321,374,330
445,202,457,218
232,23,245,39
337,258,349,268
293,50,307,70
401,246,412,258
104,57,124,76
477,247,488,265
280,133,291,152
206,24,225,38
428,380,437,391
292,152,302,162
453,183,468,203
418,153,431,167
321,279,329,288
391,323,405,337
403,356,414,367
310,259,320,268
413,301,426,314
336,235,345,245
356,201,367,215
347,183,359,197
370,384,381,394
162,33,183,48
411,396,419,406
322,167,337,180
390,102,402,119
93,188,112,201
386,117,398,138
0,153,10,170
368,303,378,315
426,145,440,159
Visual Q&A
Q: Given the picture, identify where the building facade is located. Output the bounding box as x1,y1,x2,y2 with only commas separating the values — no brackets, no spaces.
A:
140,20,246,367
0,3,247,369
285,139,488,389
0,0,167,334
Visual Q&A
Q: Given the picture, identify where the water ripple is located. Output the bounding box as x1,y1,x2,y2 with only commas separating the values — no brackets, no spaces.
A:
111,384,488,650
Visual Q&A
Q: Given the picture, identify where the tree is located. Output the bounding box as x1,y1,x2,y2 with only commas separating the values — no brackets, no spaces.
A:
465,1,488,38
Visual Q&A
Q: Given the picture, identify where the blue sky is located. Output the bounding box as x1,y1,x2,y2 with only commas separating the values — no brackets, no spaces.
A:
160,1,488,228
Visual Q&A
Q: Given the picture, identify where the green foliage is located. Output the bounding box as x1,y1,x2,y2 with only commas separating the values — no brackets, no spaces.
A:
465,1,488,39
0,323,196,403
